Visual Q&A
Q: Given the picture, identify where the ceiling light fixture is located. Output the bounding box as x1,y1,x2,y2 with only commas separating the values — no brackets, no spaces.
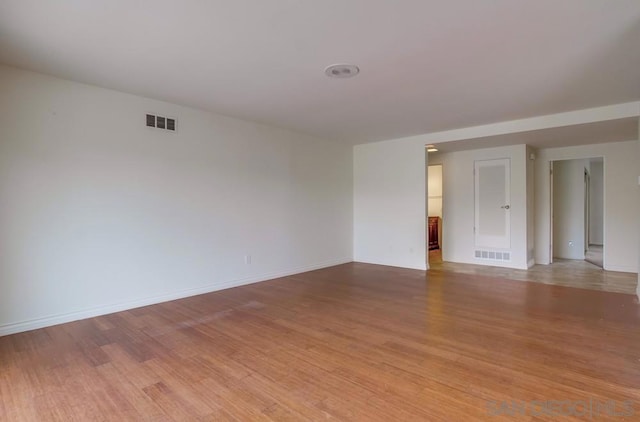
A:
325,64,360,78
426,145,438,152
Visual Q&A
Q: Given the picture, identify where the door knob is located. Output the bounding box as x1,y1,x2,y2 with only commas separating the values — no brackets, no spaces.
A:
501,205,510,210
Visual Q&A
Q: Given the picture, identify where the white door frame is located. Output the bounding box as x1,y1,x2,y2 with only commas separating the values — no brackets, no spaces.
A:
549,161,554,264
548,157,605,268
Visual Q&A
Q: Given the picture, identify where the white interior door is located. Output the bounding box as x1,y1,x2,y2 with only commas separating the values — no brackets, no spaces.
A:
474,158,511,249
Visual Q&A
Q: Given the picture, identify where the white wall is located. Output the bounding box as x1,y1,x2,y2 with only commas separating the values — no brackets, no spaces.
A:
535,140,639,273
589,159,604,245
526,146,536,267
353,140,426,270
430,145,529,269
427,165,443,218
0,65,353,335
637,122,640,297
352,103,639,276
552,159,587,260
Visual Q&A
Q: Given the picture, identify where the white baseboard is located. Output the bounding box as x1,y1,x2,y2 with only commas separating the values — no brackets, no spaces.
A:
0,258,352,337
352,259,428,271
603,264,638,274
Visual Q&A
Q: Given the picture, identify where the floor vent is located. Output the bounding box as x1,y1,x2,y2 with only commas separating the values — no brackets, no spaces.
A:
146,114,177,132
474,250,511,261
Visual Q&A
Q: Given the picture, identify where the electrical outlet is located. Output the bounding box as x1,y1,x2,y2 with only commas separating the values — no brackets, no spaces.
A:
244,255,251,264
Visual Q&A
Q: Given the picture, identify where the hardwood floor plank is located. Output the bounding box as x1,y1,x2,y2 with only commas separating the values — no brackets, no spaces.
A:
95,361,167,421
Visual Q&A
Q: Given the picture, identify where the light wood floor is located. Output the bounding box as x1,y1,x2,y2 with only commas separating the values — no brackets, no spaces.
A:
1,263,640,421
429,249,638,295
585,244,604,268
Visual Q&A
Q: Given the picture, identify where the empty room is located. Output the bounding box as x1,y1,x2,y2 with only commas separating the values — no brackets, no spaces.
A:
1,1,639,421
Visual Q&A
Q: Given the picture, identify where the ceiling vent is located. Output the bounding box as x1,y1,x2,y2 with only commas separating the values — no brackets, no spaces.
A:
325,64,360,78
146,114,176,132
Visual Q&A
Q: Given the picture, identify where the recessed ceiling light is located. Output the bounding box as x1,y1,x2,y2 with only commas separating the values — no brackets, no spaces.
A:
325,64,360,78
426,144,438,152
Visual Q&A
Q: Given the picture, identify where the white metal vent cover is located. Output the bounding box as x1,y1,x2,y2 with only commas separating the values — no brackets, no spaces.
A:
474,250,511,261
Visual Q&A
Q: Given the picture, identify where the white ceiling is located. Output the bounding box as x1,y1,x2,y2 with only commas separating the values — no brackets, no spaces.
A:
0,1,639,143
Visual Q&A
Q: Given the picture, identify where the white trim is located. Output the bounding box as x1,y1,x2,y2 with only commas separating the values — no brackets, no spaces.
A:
548,155,607,266
603,264,638,274
0,258,352,337
353,259,428,271
361,101,640,147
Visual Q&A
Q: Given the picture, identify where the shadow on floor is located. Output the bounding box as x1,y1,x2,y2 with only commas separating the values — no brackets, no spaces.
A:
585,244,603,268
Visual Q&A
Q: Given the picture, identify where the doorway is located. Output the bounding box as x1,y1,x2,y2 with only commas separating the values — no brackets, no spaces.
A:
427,164,443,264
550,157,604,268
585,158,604,267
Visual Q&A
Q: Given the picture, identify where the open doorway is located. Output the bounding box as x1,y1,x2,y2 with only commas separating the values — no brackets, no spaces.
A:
585,158,604,267
427,164,443,265
550,157,604,268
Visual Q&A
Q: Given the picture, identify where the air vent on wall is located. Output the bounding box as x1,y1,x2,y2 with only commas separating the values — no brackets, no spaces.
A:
146,114,176,132
474,250,511,261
